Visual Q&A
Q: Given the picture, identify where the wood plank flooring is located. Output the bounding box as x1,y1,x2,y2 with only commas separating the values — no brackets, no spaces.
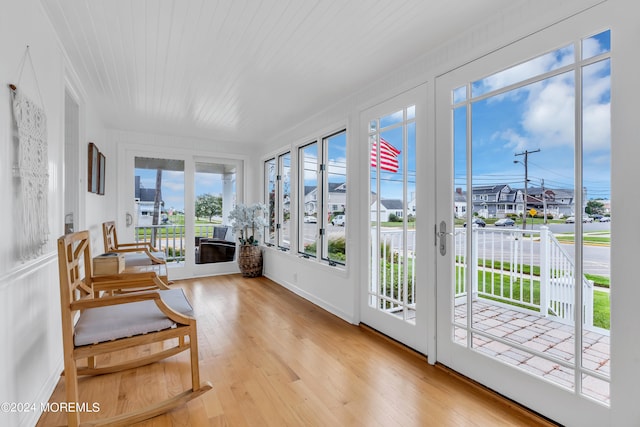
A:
37,274,557,426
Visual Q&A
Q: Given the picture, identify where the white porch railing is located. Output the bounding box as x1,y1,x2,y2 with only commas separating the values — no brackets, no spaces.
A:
134,224,223,262
371,229,417,318
453,226,599,332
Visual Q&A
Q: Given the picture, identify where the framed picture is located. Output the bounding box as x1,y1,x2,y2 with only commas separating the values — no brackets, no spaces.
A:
88,142,99,193
98,152,106,195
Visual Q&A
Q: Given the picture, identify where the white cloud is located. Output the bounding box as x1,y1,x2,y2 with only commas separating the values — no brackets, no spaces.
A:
493,128,529,152
476,45,573,95
521,75,575,149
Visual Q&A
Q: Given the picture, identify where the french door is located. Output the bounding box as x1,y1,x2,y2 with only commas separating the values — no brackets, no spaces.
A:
435,15,611,425
360,85,433,355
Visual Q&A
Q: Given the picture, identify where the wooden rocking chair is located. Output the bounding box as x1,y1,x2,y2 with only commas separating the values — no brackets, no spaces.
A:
102,220,166,265
57,231,212,427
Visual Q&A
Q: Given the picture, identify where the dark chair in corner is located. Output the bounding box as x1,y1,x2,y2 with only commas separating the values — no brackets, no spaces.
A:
198,240,236,263
212,225,229,240
195,225,235,263
57,231,212,427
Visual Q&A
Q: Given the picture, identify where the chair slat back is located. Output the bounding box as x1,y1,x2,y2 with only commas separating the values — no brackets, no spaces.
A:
58,231,94,308
102,221,118,252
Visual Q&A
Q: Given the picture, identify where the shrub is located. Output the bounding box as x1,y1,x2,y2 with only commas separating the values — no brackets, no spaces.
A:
388,213,402,222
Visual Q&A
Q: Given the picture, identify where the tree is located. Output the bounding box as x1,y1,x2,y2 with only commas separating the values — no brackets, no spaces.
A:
195,194,222,222
586,199,605,215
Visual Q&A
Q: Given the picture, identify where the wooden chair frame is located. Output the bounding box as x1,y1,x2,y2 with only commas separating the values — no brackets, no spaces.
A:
57,231,211,426
102,220,165,264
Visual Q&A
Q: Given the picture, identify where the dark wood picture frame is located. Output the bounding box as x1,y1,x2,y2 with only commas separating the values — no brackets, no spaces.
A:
88,142,99,193
98,152,106,195
88,142,106,195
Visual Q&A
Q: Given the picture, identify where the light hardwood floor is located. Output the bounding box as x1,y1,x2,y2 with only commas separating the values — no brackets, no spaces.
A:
38,274,557,426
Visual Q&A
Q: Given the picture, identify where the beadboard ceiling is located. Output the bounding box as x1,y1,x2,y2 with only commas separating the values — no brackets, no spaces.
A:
42,0,513,143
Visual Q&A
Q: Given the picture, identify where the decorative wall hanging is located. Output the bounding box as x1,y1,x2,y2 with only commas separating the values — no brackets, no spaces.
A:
87,142,106,195
10,46,49,261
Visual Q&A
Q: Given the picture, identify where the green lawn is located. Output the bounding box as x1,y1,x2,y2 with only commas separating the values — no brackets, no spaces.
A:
456,264,610,330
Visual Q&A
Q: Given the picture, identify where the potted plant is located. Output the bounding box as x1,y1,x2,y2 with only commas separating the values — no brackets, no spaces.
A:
228,203,267,277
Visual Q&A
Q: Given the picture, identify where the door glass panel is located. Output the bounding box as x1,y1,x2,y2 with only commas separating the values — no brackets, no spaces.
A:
370,106,416,323
581,56,611,403
134,157,185,262
453,105,468,344
451,30,611,404
194,162,236,264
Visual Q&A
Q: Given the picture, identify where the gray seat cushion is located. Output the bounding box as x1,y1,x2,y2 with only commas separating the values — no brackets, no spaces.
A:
124,251,166,266
74,288,194,347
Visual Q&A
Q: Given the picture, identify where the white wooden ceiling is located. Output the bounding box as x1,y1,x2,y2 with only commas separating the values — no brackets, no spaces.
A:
42,0,514,143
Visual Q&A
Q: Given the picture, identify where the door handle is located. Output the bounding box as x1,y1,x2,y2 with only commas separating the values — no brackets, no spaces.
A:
437,221,453,256
125,212,133,227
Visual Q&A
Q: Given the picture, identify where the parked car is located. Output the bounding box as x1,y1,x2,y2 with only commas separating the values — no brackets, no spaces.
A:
565,216,575,224
463,217,486,227
494,218,515,226
582,216,593,223
303,215,317,223
331,215,346,226
599,216,611,222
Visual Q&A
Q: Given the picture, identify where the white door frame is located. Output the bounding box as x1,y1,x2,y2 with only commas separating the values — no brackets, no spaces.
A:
359,84,434,356
434,7,610,425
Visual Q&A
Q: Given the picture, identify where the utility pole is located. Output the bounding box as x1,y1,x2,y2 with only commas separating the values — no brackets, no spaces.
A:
514,149,540,229
541,178,547,224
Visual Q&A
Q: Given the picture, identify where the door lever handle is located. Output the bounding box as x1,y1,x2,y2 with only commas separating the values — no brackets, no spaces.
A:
438,221,451,256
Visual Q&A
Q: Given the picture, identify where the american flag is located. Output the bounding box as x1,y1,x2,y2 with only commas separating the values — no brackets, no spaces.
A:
371,138,401,173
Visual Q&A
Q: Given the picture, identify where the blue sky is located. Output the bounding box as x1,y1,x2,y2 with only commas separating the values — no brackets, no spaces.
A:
455,30,611,200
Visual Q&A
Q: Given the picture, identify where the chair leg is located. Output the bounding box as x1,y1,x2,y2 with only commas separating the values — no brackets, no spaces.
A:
64,356,81,427
188,328,201,391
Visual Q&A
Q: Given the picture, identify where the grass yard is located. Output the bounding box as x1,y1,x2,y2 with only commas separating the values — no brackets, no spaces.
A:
456,264,610,330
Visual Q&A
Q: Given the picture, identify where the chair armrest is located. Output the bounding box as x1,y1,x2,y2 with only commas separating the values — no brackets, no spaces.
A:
110,245,166,264
117,241,159,251
92,272,170,292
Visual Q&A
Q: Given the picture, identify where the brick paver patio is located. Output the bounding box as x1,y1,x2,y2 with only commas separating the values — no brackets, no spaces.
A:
454,300,610,404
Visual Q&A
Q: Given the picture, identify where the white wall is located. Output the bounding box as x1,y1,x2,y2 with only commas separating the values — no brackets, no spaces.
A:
0,1,108,426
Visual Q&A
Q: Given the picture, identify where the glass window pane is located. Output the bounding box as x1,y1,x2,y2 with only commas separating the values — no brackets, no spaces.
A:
278,153,291,249
453,105,467,337
134,157,185,262
299,143,318,257
194,162,236,264
453,86,466,104
472,43,574,98
380,109,403,129
407,105,416,120
265,158,276,245
582,30,610,60
581,58,610,400
324,131,347,264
